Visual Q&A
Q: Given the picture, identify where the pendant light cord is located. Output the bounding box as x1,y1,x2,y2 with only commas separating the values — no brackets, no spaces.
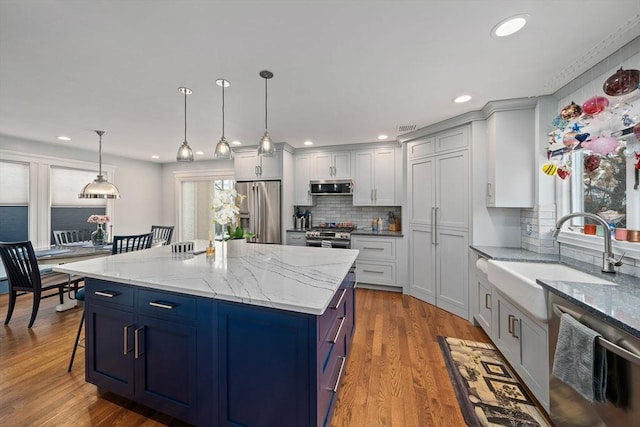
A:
264,77,268,130
184,90,188,142
222,81,225,138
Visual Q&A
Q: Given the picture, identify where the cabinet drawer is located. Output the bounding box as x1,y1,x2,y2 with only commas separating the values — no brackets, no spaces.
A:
318,314,347,372
351,238,396,260
356,261,396,285
86,279,134,308
318,288,347,343
317,327,348,427
137,288,197,321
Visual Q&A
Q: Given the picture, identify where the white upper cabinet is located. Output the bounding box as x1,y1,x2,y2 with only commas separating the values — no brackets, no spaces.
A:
234,149,282,181
353,147,399,206
311,151,351,180
293,154,314,206
485,101,535,208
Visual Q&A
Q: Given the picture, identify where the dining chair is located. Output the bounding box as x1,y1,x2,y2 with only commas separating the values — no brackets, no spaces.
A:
111,232,154,255
150,225,174,245
0,241,77,328
52,230,86,246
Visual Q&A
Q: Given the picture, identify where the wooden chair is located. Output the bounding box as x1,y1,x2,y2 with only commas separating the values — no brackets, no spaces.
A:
0,241,77,328
52,230,86,245
150,225,174,245
111,232,154,255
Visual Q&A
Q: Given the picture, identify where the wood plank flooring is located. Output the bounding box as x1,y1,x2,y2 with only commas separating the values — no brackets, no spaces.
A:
0,288,489,426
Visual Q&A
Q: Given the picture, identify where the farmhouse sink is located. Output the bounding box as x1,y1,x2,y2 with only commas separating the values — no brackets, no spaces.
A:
487,261,616,322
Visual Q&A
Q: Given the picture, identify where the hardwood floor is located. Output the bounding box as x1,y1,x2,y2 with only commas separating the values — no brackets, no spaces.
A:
0,288,489,426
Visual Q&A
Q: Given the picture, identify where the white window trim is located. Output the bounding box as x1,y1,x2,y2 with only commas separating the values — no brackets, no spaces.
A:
0,149,117,248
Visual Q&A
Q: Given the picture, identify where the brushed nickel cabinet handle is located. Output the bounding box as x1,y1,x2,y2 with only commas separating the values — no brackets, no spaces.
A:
330,317,346,344
512,318,519,339
332,289,347,310
508,314,515,334
434,207,439,245
431,207,436,245
485,293,491,309
362,269,384,274
149,301,177,310
95,290,119,298
134,327,144,359
123,324,134,355
332,356,347,393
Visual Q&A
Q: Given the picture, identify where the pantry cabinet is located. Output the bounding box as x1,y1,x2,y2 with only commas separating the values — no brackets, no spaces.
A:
405,124,470,319
352,148,399,206
485,100,535,208
311,151,351,180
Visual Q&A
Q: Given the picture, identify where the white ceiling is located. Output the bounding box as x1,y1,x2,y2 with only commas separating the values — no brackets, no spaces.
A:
1,1,639,163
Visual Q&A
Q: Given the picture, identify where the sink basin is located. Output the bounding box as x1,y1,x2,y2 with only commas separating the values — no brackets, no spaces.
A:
487,261,615,322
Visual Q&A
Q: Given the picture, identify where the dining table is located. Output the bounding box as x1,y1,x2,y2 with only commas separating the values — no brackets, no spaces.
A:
0,242,112,312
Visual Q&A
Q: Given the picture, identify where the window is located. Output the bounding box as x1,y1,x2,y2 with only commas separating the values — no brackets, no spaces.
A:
50,167,107,244
0,161,29,241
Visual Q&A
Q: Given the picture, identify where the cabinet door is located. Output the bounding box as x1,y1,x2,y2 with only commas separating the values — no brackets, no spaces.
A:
476,277,492,335
408,157,436,226
373,148,397,205
294,155,313,205
519,314,549,408
234,151,259,180
332,152,351,179
312,153,333,180
408,226,436,305
85,303,136,396
435,228,469,319
494,294,520,363
353,150,374,205
135,315,199,424
436,150,468,230
258,153,282,179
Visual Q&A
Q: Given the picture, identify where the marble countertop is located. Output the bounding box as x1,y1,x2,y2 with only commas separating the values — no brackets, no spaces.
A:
53,241,359,315
470,245,640,338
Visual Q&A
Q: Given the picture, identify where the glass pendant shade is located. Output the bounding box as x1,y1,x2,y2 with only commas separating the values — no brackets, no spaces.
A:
176,87,194,162
214,79,233,160
79,130,120,199
257,70,276,157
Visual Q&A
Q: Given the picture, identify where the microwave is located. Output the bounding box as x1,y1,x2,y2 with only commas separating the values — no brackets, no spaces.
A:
309,180,353,195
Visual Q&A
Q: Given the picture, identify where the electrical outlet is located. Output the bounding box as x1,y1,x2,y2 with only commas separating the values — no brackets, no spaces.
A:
526,223,533,235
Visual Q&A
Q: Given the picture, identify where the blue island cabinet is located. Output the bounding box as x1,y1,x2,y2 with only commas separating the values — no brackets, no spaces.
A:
218,266,355,427
84,279,215,426
84,265,355,427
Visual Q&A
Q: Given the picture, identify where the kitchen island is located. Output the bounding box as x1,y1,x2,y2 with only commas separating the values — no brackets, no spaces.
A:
54,242,359,427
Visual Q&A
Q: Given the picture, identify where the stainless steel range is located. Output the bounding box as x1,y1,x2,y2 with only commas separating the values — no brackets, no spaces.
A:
305,226,355,249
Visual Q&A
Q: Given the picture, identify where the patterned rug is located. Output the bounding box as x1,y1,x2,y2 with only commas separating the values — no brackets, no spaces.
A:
438,336,551,427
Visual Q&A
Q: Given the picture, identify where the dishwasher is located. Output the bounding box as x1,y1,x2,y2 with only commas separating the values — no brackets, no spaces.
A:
548,292,640,427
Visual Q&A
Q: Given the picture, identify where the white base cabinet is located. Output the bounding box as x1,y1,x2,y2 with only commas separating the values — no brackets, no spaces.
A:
351,236,400,291
492,290,549,412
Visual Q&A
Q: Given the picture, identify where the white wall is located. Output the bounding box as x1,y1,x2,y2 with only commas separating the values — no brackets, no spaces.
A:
0,134,163,236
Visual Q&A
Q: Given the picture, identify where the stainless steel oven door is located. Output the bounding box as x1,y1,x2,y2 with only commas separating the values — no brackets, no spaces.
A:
549,292,640,427
305,239,350,249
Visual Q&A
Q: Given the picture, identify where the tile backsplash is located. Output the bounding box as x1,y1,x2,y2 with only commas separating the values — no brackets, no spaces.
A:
295,196,401,230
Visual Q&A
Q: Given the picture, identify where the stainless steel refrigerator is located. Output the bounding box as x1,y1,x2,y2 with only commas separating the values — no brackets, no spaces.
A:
235,181,281,244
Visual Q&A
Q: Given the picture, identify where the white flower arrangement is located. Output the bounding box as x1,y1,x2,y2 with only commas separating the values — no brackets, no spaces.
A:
212,189,253,241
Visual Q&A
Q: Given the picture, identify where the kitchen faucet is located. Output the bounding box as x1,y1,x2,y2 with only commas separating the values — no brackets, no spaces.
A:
552,212,624,273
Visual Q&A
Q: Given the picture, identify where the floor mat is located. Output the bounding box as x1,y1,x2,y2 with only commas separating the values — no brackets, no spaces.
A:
438,336,551,427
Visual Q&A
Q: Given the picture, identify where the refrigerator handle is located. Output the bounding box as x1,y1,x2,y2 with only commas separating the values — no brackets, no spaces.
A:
254,184,261,241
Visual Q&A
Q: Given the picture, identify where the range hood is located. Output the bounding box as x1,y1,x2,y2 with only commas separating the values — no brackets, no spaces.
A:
310,180,353,195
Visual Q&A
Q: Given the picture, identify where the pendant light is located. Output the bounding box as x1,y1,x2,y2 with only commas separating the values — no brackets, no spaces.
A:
257,70,275,157
176,87,194,162
213,78,233,160
79,130,120,199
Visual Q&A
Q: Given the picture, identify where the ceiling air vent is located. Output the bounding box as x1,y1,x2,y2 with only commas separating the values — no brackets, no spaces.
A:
396,124,417,133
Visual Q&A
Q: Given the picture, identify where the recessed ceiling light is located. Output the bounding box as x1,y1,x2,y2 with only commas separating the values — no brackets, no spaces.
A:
377,134,388,140
231,140,242,146
453,95,472,103
57,136,71,141
195,150,204,155
304,140,313,146
492,14,528,37
151,155,159,159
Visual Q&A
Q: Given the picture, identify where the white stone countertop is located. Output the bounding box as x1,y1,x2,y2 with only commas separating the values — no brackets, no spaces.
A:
53,241,359,315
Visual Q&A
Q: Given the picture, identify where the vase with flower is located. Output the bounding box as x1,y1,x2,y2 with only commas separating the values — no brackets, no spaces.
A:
212,188,255,257
87,214,110,246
